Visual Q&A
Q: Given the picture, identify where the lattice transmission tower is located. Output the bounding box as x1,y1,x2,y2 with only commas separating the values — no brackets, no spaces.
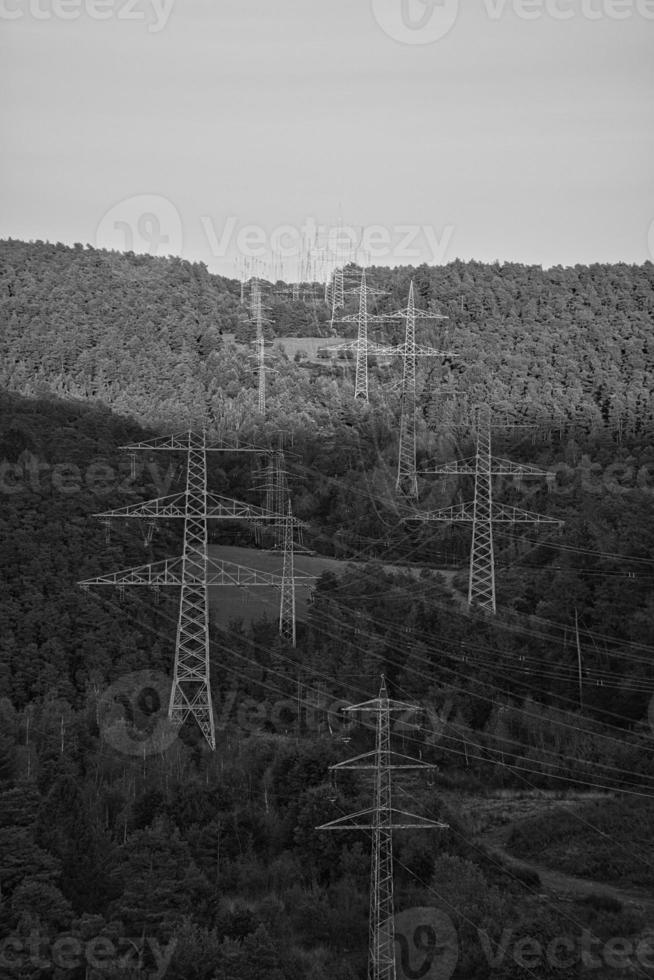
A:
79,430,312,747
279,500,297,646
327,266,345,329
250,278,269,416
318,676,447,980
374,282,455,498
253,446,289,549
320,269,389,402
414,404,562,614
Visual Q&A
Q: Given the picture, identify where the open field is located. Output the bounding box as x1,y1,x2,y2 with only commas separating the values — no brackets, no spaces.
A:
272,336,347,361
207,544,457,625
445,790,654,915
207,544,345,625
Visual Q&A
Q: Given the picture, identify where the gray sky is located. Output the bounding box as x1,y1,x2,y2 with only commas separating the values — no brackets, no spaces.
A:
2,0,653,277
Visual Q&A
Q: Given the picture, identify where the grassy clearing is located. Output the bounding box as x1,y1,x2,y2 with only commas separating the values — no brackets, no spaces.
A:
505,796,654,889
206,545,448,626
207,544,344,625
272,336,347,361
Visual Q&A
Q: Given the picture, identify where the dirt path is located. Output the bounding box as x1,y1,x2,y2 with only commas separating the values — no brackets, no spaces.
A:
477,821,654,917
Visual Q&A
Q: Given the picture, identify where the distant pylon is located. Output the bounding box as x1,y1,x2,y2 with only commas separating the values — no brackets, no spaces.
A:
279,500,296,646
255,447,289,549
397,284,420,498
414,406,562,614
373,282,453,499
354,269,370,400
319,269,389,403
329,266,345,328
318,676,447,980
251,279,266,415
469,403,495,610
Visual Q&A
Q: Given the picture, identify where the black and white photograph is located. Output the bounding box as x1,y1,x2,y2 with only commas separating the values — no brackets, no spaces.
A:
1,2,653,977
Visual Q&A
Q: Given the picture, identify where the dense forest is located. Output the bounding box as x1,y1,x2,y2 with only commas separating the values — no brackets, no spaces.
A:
1,240,653,978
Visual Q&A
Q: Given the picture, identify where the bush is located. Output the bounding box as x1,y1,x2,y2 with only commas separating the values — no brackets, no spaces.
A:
581,892,623,914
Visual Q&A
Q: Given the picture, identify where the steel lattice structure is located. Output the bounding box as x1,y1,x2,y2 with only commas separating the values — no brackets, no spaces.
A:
413,405,562,613
279,501,297,646
253,448,290,549
80,430,312,747
319,269,389,402
373,282,454,498
169,430,213,743
318,677,447,980
328,266,345,329
250,278,267,416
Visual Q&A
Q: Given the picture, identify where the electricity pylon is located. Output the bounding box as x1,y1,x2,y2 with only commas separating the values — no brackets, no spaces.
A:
253,446,290,549
320,269,389,402
328,266,345,329
413,404,561,613
279,501,296,646
250,278,268,415
374,282,455,498
79,430,312,748
318,676,447,980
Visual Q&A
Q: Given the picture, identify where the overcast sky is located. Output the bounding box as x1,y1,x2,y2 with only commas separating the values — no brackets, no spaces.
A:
2,0,653,277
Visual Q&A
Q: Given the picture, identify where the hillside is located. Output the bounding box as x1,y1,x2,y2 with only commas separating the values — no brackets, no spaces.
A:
2,240,654,436
0,243,653,979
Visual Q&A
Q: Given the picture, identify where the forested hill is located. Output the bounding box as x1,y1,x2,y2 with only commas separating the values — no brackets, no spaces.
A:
1,243,654,977
1,239,653,436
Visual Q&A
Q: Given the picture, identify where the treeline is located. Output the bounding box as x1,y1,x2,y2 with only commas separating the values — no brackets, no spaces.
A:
2,241,654,438
1,238,654,976
0,393,652,978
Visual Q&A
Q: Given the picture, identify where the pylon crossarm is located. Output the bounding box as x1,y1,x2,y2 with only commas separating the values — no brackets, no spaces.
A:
404,502,475,523
421,456,552,477
336,312,388,324
421,459,475,475
80,555,316,588
405,502,561,524
95,493,186,518
491,504,563,524
490,457,554,477
331,750,436,771
120,433,277,454
317,808,376,831
95,493,295,523
388,808,449,829
79,555,183,587
383,308,448,321
344,697,424,713
317,809,447,831
372,343,455,358
318,339,388,356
